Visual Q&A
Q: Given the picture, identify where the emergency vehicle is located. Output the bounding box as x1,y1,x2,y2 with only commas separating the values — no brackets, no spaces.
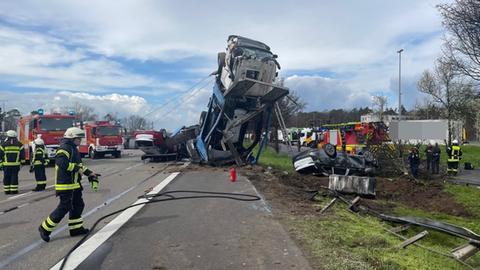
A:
314,121,390,154
78,121,123,158
17,110,76,162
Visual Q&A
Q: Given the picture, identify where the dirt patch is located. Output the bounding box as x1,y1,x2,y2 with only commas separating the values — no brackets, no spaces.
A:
238,165,472,218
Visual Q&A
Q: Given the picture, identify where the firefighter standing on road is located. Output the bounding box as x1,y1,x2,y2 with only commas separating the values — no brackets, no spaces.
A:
0,130,25,195
39,127,100,242
447,139,462,175
30,138,49,191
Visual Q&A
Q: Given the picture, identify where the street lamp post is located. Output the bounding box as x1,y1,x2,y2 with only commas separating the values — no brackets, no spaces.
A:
397,49,404,121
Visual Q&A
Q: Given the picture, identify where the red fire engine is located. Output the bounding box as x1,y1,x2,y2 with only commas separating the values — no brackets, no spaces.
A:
18,110,76,162
78,121,123,159
315,121,390,154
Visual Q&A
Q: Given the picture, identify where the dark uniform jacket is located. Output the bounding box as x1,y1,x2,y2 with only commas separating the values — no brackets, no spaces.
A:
32,146,49,167
0,138,25,166
55,139,92,192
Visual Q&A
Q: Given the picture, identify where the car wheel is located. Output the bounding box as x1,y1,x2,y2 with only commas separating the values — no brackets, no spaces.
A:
363,151,374,163
324,143,337,158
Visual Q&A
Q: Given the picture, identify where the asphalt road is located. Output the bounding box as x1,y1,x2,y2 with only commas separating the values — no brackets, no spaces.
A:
0,150,311,270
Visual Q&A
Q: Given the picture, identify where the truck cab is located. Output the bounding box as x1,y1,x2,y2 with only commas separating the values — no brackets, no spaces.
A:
18,112,76,162
78,121,123,159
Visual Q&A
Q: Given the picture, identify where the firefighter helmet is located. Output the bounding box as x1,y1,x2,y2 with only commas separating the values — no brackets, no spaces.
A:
34,138,45,145
6,130,17,138
64,127,85,139
452,139,459,145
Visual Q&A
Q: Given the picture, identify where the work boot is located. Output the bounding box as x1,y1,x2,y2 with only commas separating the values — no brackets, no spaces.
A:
32,186,45,192
10,191,18,194
38,226,50,242
4,191,11,195
70,227,90,237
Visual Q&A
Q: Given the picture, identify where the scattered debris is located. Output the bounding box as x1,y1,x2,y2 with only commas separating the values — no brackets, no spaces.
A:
397,230,429,249
328,174,376,197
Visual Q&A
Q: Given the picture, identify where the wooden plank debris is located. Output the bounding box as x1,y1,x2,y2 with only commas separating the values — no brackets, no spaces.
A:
451,244,479,261
397,230,429,249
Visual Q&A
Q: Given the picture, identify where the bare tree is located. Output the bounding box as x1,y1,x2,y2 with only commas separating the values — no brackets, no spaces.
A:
418,57,476,142
372,95,388,120
123,115,149,132
1,109,21,131
72,102,97,121
438,0,480,81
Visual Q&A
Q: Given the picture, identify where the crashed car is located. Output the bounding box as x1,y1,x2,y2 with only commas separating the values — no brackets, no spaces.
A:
293,143,377,176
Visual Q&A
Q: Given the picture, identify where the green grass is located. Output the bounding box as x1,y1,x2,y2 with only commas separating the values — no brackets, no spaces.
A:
254,144,480,269
250,143,294,172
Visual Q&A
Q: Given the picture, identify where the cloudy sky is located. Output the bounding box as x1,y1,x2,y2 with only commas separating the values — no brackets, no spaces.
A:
0,0,448,130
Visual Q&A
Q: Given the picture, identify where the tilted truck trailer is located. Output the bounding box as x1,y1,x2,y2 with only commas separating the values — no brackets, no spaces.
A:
77,121,123,159
17,111,76,162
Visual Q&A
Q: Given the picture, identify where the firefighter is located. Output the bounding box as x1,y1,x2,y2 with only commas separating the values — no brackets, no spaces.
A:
424,141,434,173
0,130,25,195
30,138,49,191
408,147,420,178
39,127,100,242
432,142,441,174
447,139,462,175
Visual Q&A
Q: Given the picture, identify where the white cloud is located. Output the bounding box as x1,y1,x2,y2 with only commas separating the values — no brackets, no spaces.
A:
285,75,373,111
0,90,149,119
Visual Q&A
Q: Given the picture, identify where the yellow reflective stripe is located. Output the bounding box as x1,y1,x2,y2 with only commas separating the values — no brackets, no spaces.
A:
69,218,83,223
36,181,47,184
47,217,57,226
56,149,70,158
55,183,80,190
41,221,54,231
67,163,76,171
4,146,20,151
69,223,84,230
3,162,20,166
34,161,43,165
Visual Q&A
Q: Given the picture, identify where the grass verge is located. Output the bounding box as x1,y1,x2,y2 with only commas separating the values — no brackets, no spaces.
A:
255,145,480,269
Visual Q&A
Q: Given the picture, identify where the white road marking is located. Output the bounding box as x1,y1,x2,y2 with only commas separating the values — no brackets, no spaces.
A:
50,172,180,270
125,163,143,170
7,192,32,200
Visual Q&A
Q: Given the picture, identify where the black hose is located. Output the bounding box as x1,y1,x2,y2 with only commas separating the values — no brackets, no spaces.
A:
59,190,261,270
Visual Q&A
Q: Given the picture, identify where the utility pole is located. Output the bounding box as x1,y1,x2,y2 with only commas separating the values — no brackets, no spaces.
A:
397,49,404,121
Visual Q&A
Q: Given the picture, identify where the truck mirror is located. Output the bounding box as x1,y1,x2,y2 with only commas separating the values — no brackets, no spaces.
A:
33,119,38,128
92,127,96,135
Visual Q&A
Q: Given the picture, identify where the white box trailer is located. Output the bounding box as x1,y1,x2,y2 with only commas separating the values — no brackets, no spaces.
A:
389,120,463,144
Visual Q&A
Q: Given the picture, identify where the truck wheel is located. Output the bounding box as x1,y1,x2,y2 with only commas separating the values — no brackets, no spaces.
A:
114,151,121,158
89,148,97,159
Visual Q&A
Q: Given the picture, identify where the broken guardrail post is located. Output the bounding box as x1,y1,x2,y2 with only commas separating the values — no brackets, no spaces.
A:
318,197,337,214
397,230,429,249
451,243,480,261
